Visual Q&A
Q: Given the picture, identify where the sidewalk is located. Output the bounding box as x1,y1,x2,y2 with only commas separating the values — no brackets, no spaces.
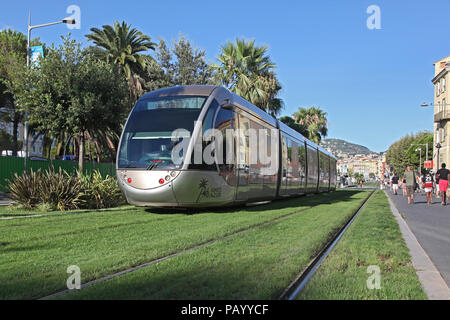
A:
386,188,450,289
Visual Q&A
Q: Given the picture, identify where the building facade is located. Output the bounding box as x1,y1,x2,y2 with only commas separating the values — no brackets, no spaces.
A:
336,153,384,180
432,55,450,171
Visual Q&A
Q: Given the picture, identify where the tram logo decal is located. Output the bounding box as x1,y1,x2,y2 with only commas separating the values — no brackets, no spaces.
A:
196,178,222,202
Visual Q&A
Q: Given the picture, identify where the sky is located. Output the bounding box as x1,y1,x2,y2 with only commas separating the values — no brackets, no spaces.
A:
1,0,449,153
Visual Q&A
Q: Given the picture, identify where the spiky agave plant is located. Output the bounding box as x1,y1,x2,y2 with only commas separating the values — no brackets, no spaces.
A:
39,167,84,211
7,169,42,209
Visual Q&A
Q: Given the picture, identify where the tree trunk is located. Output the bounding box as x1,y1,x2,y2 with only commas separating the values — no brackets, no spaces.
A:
94,138,101,163
104,134,117,161
78,132,84,172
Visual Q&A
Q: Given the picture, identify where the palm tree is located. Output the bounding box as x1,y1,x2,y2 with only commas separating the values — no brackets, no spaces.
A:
293,106,328,143
213,38,283,116
85,21,156,102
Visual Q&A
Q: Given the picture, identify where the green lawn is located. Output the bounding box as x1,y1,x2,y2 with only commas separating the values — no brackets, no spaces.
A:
0,190,369,300
56,190,371,299
297,191,427,300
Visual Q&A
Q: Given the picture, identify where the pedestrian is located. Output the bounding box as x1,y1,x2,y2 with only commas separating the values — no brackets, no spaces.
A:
401,176,407,196
436,163,450,206
435,171,440,197
422,169,434,206
416,174,423,194
391,173,399,195
404,166,416,205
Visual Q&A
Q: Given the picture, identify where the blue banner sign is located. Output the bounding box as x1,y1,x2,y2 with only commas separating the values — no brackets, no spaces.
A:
30,46,44,66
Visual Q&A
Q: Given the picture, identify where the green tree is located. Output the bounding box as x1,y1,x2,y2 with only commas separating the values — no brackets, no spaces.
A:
386,131,432,174
146,36,214,89
293,106,328,143
279,116,308,136
213,38,283,116
0,29,42,156
85,21,156,103
13,36,130,170
354,172,364,184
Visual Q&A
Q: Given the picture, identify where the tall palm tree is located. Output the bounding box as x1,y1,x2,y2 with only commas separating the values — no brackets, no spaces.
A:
293,106,328,144
213,38,283,116
85,21,156,102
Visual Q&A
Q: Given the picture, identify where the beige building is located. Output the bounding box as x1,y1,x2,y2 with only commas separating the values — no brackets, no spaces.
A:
337,153,383,180
432,55,450,171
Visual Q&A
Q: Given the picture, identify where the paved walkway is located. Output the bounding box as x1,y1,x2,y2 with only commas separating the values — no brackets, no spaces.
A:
386,188,450,288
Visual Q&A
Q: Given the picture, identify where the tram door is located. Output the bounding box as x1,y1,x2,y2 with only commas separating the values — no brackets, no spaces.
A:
235,111,251,201
213,107,238,190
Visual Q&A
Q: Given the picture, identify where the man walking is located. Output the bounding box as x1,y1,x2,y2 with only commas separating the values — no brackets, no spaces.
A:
404,166,416,205
391,173,399,195
436,163,450,206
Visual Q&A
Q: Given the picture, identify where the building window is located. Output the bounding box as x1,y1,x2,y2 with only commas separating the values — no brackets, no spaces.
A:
437,82,440,96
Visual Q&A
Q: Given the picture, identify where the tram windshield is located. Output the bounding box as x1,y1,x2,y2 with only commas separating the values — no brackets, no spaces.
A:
118,96,207,169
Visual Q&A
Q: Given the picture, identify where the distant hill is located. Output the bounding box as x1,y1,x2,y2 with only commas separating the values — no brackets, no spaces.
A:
320,139,376,158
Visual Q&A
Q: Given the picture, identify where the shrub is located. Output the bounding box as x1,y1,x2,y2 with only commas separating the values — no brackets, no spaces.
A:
7,168,124,211
7,169,42,210
79,170,125,209
39,168,83,211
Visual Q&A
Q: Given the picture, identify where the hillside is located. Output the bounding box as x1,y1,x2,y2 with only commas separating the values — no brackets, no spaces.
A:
320,138,376,158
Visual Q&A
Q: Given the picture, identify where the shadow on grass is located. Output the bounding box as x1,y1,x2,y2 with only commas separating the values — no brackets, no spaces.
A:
0,206,137,218
145,190,366,216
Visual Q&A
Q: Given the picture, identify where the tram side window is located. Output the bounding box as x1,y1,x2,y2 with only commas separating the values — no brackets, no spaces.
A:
298,143,306,182
291,140,299,179
281,136,288,178
189,99,219,170
287,138,292,181
307,146,318,183
237,113,250,172
319,154,324,183
215,108,235,173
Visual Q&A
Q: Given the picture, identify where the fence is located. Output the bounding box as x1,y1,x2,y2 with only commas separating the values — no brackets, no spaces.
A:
0,156,115,191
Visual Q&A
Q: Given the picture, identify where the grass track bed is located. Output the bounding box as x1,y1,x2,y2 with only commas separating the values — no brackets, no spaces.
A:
297,191,427,300
55,191,370,299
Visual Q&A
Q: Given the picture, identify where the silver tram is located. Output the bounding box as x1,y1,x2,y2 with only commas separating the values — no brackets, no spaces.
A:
116,85,337,208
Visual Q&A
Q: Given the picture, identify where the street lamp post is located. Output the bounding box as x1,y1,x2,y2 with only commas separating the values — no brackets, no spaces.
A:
436,143,442,170
24,12,75,171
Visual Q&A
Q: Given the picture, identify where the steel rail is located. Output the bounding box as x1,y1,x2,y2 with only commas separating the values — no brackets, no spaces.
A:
279,190,375,300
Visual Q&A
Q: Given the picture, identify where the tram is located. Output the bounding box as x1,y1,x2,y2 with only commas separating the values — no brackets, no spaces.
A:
116,85,336,207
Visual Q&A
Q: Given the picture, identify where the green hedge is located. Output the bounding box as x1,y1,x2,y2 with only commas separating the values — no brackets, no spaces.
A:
0,156,115,191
